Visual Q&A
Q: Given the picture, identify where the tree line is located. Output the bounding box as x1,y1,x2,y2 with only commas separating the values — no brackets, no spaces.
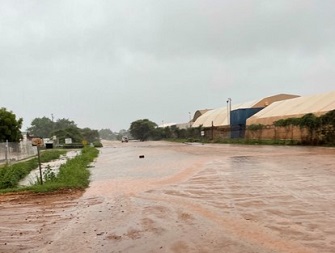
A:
27,116,100,145
129,119,202,141
0,107,100,145
0,107,131,145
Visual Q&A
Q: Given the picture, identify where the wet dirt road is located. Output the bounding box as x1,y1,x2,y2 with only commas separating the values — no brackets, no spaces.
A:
0,141,334,253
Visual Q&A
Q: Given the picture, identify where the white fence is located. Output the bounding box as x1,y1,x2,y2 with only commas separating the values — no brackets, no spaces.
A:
0,141,37,165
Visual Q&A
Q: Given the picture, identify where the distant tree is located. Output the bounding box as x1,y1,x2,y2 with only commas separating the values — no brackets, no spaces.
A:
27,116,104,145
99,128,116,140
162,127,173,139
0,107,23,142
27,116,53,137
54,118,77,131
130,119,157,141
52,127,83,144
81,128,100,143
117,129,130,140
28,117,81,140
175,128,187,139
119,129,128,136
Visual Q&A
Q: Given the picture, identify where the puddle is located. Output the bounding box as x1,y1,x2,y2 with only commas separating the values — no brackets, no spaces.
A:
2,141,335,253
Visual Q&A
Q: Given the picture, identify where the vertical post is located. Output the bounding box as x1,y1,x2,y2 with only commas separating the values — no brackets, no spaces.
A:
37,146,43,185
227,98,232,139
201,129,205,145
226,98,232,125
211,121,214,140
5,140,8,165
189,112,191,128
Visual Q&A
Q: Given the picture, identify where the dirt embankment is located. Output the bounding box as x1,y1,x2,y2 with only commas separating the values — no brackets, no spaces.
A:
0,190,83,252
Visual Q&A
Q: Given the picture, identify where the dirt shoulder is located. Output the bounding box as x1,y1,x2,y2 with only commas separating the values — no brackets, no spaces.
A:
0,189,84,253
0,189,83,203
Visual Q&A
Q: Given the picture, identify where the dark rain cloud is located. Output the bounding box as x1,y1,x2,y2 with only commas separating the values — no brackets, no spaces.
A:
1,0,334,130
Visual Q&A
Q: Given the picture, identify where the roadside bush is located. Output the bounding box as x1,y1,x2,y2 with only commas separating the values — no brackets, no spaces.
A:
0,159,37,189
63,143,84,149
273,110,335,145
319,110,335,145
0,150,66,189
247,124,264,131
31,146,99,192
93,141,103,147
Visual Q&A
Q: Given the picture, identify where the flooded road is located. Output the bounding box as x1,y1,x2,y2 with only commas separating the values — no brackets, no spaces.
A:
0,141,334,253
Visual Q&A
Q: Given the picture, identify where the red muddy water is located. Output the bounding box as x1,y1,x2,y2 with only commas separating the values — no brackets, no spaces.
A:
0,140,334,253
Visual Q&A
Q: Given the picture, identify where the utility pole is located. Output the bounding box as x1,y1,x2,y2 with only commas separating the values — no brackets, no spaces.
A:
189,112,191,128
226,98,232,139
226,98,232,125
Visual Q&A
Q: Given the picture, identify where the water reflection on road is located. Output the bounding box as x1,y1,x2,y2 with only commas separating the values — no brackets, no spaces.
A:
43,141,335,253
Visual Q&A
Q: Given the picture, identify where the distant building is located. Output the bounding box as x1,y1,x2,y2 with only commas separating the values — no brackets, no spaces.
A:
192,94,299,139
246,91,335,141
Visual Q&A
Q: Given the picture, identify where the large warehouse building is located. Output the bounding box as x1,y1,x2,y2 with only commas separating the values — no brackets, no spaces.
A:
190,91,335,141
245,91,335,142
247,91,335,125
192,94,299,139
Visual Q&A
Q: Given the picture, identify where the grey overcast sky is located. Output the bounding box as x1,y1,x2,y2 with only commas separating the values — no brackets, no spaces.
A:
1,0,334,131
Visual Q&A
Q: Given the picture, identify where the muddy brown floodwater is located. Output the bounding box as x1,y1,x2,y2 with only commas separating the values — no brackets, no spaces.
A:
0,141,334,253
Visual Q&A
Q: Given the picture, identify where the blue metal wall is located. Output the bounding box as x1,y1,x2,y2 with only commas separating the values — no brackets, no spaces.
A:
230,108,263,138
230,108,263,126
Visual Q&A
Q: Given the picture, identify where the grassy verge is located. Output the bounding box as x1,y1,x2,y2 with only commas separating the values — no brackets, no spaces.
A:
0,149,67,190
0,147,99,193
26,146,99,193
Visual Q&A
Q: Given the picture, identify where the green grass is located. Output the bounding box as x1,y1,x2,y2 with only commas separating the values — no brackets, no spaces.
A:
39,149,67,163
0,149,67,190
0,147,100,194
26,146,99,193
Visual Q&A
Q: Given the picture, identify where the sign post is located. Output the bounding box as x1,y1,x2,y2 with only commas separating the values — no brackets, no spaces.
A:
37,146,43,185
32,138,43,185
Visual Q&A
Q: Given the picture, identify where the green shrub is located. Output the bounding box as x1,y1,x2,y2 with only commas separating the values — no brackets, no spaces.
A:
31,146,99,191
247,124,264,131
93,141,103,147
0,150,66,189
63,143,84,149
273,110,335,146
40,150,67,163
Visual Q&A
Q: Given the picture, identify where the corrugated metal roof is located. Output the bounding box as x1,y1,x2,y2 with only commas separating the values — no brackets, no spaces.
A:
247,91,335,125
